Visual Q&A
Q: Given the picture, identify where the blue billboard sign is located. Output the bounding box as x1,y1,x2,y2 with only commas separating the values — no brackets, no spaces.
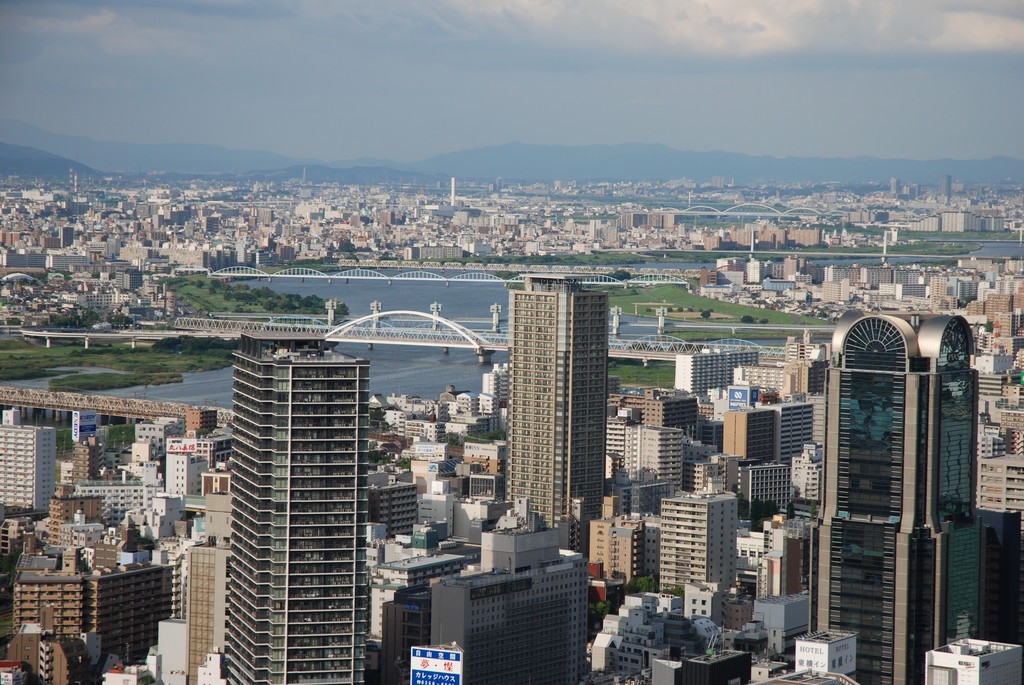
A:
72,410,98,441
728,386,759,409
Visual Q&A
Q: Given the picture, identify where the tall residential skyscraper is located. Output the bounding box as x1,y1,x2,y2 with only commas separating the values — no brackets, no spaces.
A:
507,274,608,548
813,312,980,685
227,334,369,685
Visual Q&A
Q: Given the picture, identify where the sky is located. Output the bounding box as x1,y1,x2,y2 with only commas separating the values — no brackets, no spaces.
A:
1,0,1023,162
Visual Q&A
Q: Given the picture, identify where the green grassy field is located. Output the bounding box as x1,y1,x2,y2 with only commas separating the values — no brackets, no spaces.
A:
165,276,342,316
0,339,236,390
605,284,826,325
49,371,182,391
608,359,676,388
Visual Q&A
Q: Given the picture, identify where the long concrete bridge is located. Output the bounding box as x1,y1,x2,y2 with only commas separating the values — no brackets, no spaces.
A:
0,385,232,424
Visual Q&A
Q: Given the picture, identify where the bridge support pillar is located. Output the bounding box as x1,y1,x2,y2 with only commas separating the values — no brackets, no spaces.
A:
476,349,494,364
642,358,650,368
367,343,373,351
442,347,449,355
45,337,51,348
131,338,137,349
84,337,89,350
328,278,333,284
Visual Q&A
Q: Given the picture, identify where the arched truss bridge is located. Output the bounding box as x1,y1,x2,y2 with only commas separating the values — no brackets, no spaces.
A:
174,313,785,360
671,203,832,217
171,266,689,286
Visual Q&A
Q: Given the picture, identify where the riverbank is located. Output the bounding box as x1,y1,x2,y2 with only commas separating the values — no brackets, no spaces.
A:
164,276,346,316
0,339,236,391
605,284,827,325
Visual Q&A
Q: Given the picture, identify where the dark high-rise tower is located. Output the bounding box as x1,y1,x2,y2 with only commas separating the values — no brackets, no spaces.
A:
507,274,607,549
813,312,980,685
227,334,369,685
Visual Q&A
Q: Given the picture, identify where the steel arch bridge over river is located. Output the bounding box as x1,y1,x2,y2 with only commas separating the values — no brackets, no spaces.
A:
172,311,787,363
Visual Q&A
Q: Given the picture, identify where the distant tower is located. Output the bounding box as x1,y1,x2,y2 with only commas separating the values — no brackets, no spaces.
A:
940,174,952,203
450,177,456,207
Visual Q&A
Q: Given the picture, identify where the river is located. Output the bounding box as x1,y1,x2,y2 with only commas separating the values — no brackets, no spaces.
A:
23,245,995,407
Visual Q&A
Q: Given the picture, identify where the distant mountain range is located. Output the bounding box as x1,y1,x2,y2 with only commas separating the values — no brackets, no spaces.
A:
2,119,1022,183
0,142,96,178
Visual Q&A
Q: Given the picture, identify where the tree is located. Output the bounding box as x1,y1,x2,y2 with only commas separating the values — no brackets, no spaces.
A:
750,499,780,531
625,575,658,594
740,315,755,323
588,600,613,638
700,310,712,319
608,269,632,282
737,492,750,520
106,313,133,329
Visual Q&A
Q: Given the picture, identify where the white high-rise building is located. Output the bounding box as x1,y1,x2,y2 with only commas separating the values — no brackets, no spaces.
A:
675,349,759,395
791,443,822,502
165,442,209,498
660,491,737,590
926,639,1021,685
610,422,688,487
0,412,56,510
481,362,509,403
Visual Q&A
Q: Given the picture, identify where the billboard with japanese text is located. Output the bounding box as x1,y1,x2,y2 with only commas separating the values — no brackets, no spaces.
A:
411,646,462,685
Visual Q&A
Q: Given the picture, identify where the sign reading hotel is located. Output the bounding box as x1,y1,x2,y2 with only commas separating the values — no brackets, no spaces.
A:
410,645,462,685
795,632,857,676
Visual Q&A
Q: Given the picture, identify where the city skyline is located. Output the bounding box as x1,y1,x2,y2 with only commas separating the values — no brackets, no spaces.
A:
1,168,1024,682
1,1,1022,162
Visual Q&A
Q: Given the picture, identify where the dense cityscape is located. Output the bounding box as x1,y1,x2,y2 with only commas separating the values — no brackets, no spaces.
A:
0,167,1017,685
2,0,1023,682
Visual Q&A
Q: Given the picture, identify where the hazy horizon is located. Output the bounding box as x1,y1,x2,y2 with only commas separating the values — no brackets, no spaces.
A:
2,1,1022,163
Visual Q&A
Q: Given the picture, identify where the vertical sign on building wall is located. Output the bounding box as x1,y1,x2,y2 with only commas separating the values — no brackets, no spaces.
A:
410,646,462,685
72,410,98,441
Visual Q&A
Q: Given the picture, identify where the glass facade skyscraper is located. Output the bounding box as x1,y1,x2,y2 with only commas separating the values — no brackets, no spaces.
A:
507,274,607,549
813,312,980,685
227,334,369,684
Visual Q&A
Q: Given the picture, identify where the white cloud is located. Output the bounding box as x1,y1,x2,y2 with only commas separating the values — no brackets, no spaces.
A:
433,0,1024,57
14,7,212,57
